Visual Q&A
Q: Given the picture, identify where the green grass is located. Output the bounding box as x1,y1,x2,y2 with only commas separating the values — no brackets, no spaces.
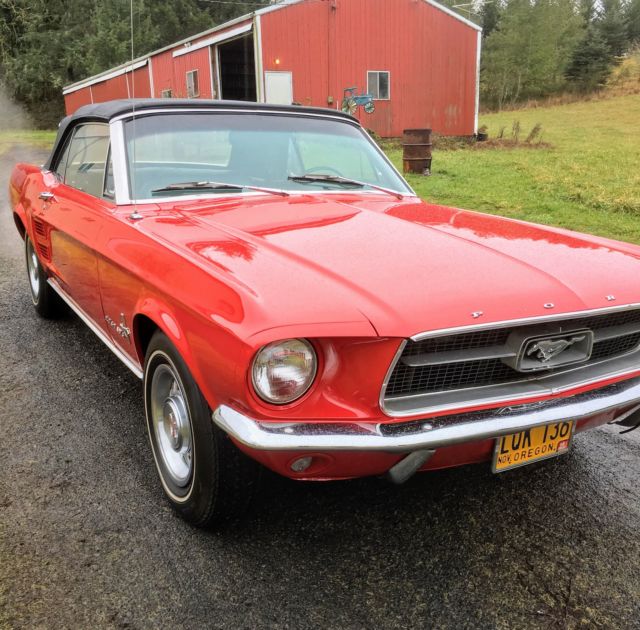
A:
384,94,640,244
0,130,56,157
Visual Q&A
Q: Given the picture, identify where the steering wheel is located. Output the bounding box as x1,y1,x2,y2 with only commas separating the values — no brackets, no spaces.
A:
305,166,343,177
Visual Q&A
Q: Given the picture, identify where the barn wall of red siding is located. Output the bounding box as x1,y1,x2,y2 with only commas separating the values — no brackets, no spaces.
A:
64,87,93,113
260,3,330,108
151,50,175,97
62,2,477,137
261,0,478,137
90,74,129,102
125,66,151,99
172,48,213,99
151,20,253,100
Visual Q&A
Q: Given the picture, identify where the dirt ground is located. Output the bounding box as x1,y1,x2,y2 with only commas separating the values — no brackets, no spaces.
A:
1,146,639,629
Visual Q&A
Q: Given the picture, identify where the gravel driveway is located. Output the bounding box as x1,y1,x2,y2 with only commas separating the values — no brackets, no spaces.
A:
1,145,639,630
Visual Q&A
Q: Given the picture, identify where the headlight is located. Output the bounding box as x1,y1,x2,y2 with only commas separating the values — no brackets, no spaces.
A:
252,339,317,404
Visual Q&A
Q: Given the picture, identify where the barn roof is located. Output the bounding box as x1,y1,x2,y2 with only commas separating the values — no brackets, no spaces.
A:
63,0,481,95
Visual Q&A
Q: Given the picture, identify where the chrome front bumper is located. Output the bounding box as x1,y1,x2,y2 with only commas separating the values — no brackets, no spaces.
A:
212,377,640,453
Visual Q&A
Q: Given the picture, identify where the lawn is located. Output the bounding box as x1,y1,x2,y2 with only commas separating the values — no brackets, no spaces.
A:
0,129,56,157
384,94,640,244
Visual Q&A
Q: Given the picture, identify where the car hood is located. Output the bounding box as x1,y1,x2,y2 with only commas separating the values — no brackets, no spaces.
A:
142,193,640,338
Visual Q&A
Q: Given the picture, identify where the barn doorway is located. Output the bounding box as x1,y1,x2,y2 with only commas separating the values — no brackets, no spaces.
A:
218,34,256,101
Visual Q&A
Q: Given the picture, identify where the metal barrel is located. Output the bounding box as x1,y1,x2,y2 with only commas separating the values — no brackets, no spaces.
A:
402,128,432,175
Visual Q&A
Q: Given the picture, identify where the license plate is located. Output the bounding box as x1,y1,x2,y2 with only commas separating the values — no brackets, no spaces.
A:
493,421,575,473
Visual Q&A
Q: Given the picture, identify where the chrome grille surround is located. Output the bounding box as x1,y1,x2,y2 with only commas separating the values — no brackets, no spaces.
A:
381,304,640,418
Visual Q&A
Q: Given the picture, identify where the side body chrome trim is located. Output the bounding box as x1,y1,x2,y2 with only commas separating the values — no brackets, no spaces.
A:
47,279,143,379
213,377,640,453
381,303,640,418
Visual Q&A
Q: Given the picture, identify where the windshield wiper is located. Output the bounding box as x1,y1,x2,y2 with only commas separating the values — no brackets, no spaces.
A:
151,181,290,197
288,174,405,200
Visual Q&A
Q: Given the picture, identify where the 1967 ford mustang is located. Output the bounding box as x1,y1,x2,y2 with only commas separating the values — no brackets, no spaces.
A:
9,99,640,526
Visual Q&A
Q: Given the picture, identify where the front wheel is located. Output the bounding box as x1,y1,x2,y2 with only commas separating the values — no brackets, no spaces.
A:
25,236,64,318
144,331,261,527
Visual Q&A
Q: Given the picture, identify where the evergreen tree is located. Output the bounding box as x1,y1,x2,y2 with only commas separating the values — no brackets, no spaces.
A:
480,0,501,39
597,0,629,56
565,26,613,90
626,0,640,44
577,0,596,22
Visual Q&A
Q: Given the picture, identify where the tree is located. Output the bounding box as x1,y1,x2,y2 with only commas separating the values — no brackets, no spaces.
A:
480,0,502,39
577,0,596,22
481,0,582,108
565,26,613,91
0,0,269,126
626,0,640,44
597,0,629,56
85,1,159,77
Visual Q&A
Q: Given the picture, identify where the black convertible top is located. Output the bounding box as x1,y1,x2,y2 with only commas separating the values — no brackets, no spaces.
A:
45,98,357,170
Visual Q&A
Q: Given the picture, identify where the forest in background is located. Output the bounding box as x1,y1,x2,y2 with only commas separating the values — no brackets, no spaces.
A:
0,0,269,126
468,0,640,108
1,0,640,126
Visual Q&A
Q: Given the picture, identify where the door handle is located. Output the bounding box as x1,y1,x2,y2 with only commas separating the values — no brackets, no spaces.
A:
39,191,55,202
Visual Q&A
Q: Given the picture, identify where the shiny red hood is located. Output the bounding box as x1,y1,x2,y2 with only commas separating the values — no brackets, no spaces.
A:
138,193,640,339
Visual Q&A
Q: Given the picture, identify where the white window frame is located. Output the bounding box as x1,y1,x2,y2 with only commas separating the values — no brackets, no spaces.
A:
186,70,200,98
367,70,390,101
160,88,172,98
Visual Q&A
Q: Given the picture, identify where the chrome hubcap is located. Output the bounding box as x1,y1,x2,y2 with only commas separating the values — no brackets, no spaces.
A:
26,240,40,299
150,364,193,487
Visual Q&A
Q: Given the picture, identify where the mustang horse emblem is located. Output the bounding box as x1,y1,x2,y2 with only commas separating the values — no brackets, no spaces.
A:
527,335,586,363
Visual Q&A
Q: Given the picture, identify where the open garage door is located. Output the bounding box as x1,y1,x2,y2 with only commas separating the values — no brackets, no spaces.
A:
218,34,256,101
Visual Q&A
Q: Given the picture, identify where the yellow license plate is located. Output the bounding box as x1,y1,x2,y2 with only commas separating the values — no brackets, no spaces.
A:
493,421,575,473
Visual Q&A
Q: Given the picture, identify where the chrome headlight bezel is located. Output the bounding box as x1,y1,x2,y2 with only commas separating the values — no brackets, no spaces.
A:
251,338,318,405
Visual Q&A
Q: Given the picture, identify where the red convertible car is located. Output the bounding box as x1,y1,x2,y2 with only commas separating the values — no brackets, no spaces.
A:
9,99,640,526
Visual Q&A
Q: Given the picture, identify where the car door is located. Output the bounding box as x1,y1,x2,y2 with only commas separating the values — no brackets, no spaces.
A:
34,123,113,329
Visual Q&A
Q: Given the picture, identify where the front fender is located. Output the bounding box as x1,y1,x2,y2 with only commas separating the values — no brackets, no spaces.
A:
132,296,250,413
9,163,41,240
12,202,27,240
133,296,195,369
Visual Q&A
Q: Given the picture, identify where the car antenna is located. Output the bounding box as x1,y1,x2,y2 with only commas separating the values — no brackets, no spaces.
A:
129,0,142,221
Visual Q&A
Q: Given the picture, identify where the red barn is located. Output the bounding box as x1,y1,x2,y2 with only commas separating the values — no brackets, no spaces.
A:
63,0,481,137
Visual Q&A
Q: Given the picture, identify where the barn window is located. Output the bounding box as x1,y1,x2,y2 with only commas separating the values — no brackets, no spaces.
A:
160,89,172,98
186,70,199,98
367,71,390,100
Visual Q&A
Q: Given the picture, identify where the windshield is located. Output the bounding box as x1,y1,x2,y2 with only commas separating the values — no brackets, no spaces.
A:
123,112,412,200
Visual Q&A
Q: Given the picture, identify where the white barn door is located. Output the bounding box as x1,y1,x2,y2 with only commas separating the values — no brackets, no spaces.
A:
264,71,293,105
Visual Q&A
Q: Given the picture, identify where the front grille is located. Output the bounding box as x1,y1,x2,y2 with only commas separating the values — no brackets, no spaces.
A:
384,308,640,412
402,329,510,355
590,332,640,360
387,358,516,397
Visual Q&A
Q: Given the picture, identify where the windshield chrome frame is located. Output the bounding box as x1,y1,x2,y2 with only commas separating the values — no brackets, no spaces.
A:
108,107,416,205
